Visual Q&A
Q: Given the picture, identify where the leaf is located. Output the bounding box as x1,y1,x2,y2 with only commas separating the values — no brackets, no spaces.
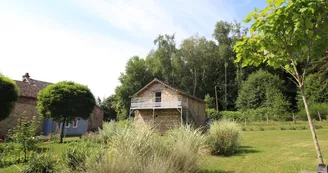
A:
305,20,313,29
274,0,285,7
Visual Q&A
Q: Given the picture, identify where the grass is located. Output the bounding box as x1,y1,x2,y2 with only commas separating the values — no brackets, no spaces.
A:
2,129,328,173
240,120,328,131
200,129,328,173
0,137,80,173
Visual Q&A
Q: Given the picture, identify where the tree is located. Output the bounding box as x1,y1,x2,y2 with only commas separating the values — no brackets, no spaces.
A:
234,0,328,164
213,21,248,110
100,95,118,121
37,81,95,143
0,74,19,121
112,56,153,119
236,70,289,120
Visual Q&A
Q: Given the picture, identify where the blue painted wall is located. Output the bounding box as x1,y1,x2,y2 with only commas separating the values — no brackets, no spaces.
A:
43,119,88,136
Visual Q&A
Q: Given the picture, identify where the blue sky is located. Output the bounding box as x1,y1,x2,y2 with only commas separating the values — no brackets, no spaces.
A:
0,0,266,98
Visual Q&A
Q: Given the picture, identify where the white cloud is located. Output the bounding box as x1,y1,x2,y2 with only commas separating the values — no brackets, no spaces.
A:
72,0,192,43
0,10,148,98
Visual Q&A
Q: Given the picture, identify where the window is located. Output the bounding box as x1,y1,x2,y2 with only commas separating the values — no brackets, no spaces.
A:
65,122,70,128
73,119,78,128
155,92,161,102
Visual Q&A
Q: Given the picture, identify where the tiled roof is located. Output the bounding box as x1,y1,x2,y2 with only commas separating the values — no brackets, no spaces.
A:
133,78,206,103
15,77,52,99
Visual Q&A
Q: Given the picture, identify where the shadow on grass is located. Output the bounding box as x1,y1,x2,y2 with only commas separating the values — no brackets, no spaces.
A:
234,145,260,156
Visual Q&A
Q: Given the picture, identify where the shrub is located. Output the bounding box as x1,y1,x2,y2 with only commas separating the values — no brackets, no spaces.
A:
23,153,58,173
86,124,205,173
280,126,286,130
207,119,241,156
206,108,221,120
62,141,98,171
297,103,328,120
97,120,133,143
0,142,27,168
164,125,205,172
220,111,244,122
8,113,41,162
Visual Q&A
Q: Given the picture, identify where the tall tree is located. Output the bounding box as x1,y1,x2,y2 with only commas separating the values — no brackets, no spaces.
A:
112,56,153,119
37,81,95,143
213,21,248,110
234,0,328,164
0,74,19,121
100,95,118,121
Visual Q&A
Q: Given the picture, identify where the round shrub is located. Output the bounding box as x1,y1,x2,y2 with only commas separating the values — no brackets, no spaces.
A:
0,74,19,121
207,119,241,156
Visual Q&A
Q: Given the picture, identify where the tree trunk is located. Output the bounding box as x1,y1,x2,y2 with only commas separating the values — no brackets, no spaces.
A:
215,86,219,112
193,69,197,96
318,111,322,122
292,112,296,124
224,61,228,110
266,114,269,124
300,88,324,164
60,118,66,143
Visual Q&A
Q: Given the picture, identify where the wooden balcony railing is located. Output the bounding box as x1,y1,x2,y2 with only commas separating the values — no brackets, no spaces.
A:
131,98,185,109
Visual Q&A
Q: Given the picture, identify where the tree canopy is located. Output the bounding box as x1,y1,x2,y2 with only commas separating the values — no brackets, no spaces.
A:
37,81,95,143
0,74,19,121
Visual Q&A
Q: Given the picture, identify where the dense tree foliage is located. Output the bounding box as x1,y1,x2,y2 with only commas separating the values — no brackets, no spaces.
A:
236,70,289,120
99,95,118,121
37,81,96,143
0,74,19,121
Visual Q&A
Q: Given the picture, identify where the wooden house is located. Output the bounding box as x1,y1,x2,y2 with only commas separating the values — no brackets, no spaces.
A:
130,78,205,133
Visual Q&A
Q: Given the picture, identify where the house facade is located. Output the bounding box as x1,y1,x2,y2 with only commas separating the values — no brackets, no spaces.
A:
130,78,205,133
0,73,103,137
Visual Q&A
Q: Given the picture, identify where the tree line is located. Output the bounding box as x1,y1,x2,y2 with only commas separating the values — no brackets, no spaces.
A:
100,17,327,121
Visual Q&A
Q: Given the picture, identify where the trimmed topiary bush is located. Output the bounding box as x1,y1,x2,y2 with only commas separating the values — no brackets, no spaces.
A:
207,119,241,156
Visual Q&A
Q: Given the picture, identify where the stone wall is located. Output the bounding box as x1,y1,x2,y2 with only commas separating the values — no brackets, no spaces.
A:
87,106,104,131
136,82,181,102
0,97,41,137
134,109,181,134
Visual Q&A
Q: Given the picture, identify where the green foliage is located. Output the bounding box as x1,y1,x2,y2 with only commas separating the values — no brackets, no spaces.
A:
0,142,28,167
204,94,215,109
0,74,19,121
206,108,221,120
207,119,241,156
220,111,244,121
37,81,95,142
23,153,58,173
297,74,328,108
9,113,41,162
99,95,117,121
236,70,289,120
62,142,89,171
297,103,328,120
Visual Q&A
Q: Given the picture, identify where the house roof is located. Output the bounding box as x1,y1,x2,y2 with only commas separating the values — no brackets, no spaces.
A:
133,78,205,103
15,73,52,99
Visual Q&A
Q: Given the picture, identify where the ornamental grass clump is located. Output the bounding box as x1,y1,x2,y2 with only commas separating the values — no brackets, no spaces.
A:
86,124,205,173
207,119,241,156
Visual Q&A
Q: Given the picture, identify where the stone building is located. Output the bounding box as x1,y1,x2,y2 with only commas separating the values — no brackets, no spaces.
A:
0,73,103,137
130,78,206,133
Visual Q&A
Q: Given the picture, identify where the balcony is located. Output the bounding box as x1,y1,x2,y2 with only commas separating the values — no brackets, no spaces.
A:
130,98,185,109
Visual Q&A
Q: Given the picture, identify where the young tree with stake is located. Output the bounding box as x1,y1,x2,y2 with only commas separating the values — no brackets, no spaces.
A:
234,0,328,165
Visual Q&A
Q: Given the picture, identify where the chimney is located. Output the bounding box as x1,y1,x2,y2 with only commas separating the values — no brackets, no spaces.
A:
22,72,30,82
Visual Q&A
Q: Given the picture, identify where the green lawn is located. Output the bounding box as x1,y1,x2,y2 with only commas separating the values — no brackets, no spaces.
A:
200,129,328,173
1,130,328,173
0,137,80,173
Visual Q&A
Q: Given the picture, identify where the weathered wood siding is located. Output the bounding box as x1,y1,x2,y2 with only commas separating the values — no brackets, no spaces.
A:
185,96,205,126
